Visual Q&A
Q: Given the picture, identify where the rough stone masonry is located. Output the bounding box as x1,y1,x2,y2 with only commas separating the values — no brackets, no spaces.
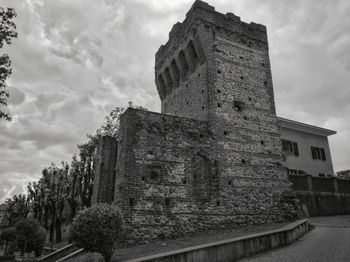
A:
92,0,295,243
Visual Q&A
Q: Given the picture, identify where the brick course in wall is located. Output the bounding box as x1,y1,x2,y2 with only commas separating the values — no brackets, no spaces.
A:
92,0,294,243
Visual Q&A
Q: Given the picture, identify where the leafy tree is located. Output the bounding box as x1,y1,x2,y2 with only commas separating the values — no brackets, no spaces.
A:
41,163,69,243
66,154,81,223
76,134,98,208
15,218,46,257
32,171,51,230
0,227,16,255
71,204,122,262
6,194,30,226
27,180,46,224
27,162,71,244
96,107,126,138
0,7,17,121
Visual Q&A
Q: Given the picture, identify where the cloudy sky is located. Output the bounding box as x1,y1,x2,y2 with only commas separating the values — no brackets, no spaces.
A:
1,0,349,203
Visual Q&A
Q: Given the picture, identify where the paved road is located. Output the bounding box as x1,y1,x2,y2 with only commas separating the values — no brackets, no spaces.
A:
240,215,350,262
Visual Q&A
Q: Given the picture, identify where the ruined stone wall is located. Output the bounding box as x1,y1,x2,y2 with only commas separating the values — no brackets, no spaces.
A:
115,108,216,242
92,136,118,204
115,109,290,243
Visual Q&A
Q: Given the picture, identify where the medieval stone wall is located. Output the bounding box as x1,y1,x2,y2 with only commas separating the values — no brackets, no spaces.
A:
92,136,118,204
114,108,290,243
115,109,216,241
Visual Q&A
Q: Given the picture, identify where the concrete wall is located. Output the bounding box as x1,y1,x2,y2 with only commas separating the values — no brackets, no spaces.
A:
296,191,350,217
123,219,311,262
289,174,350,216
280,127,334,176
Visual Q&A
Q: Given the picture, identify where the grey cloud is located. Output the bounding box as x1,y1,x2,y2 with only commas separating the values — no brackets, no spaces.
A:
50,34,104,68
0,181,26,203
34,1,125,69
7,86,25,105
34,93,66,112
1,0,350,204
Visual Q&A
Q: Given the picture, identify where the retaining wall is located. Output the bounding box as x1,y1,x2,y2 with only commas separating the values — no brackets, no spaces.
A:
123,219,311,262
289,175,350,216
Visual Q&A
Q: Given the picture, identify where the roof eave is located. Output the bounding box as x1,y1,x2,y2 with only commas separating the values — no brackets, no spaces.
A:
277,117,337,137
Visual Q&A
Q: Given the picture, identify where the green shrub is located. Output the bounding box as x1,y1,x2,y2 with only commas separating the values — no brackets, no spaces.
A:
71,204,122,262
15,218,46,257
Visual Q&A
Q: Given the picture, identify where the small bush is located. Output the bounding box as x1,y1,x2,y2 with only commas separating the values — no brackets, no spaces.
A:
15,218,46,257
71,204,122,262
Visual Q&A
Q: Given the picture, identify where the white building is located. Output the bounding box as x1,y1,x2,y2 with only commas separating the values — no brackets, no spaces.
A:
277,117,336,177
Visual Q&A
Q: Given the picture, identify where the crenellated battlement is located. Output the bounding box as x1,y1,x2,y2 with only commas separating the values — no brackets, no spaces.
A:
155,0,270,122
156,0,267,67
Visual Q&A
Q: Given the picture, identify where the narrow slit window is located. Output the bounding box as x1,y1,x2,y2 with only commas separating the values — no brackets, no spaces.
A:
234,101,244,112
178,50,189,76
170,59,180,85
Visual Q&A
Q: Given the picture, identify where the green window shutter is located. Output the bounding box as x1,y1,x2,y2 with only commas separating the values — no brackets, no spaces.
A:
293,142,299,156
321,148,326,161
311,147,316,159
281,139,287,150
316,148,321,159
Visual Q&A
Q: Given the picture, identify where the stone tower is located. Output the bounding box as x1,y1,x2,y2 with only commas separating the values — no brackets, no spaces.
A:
155,0,276,123
155,0,288,215
93,0,292,243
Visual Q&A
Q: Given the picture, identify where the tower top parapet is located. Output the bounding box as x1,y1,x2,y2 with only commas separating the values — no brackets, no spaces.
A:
156,0,267,65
